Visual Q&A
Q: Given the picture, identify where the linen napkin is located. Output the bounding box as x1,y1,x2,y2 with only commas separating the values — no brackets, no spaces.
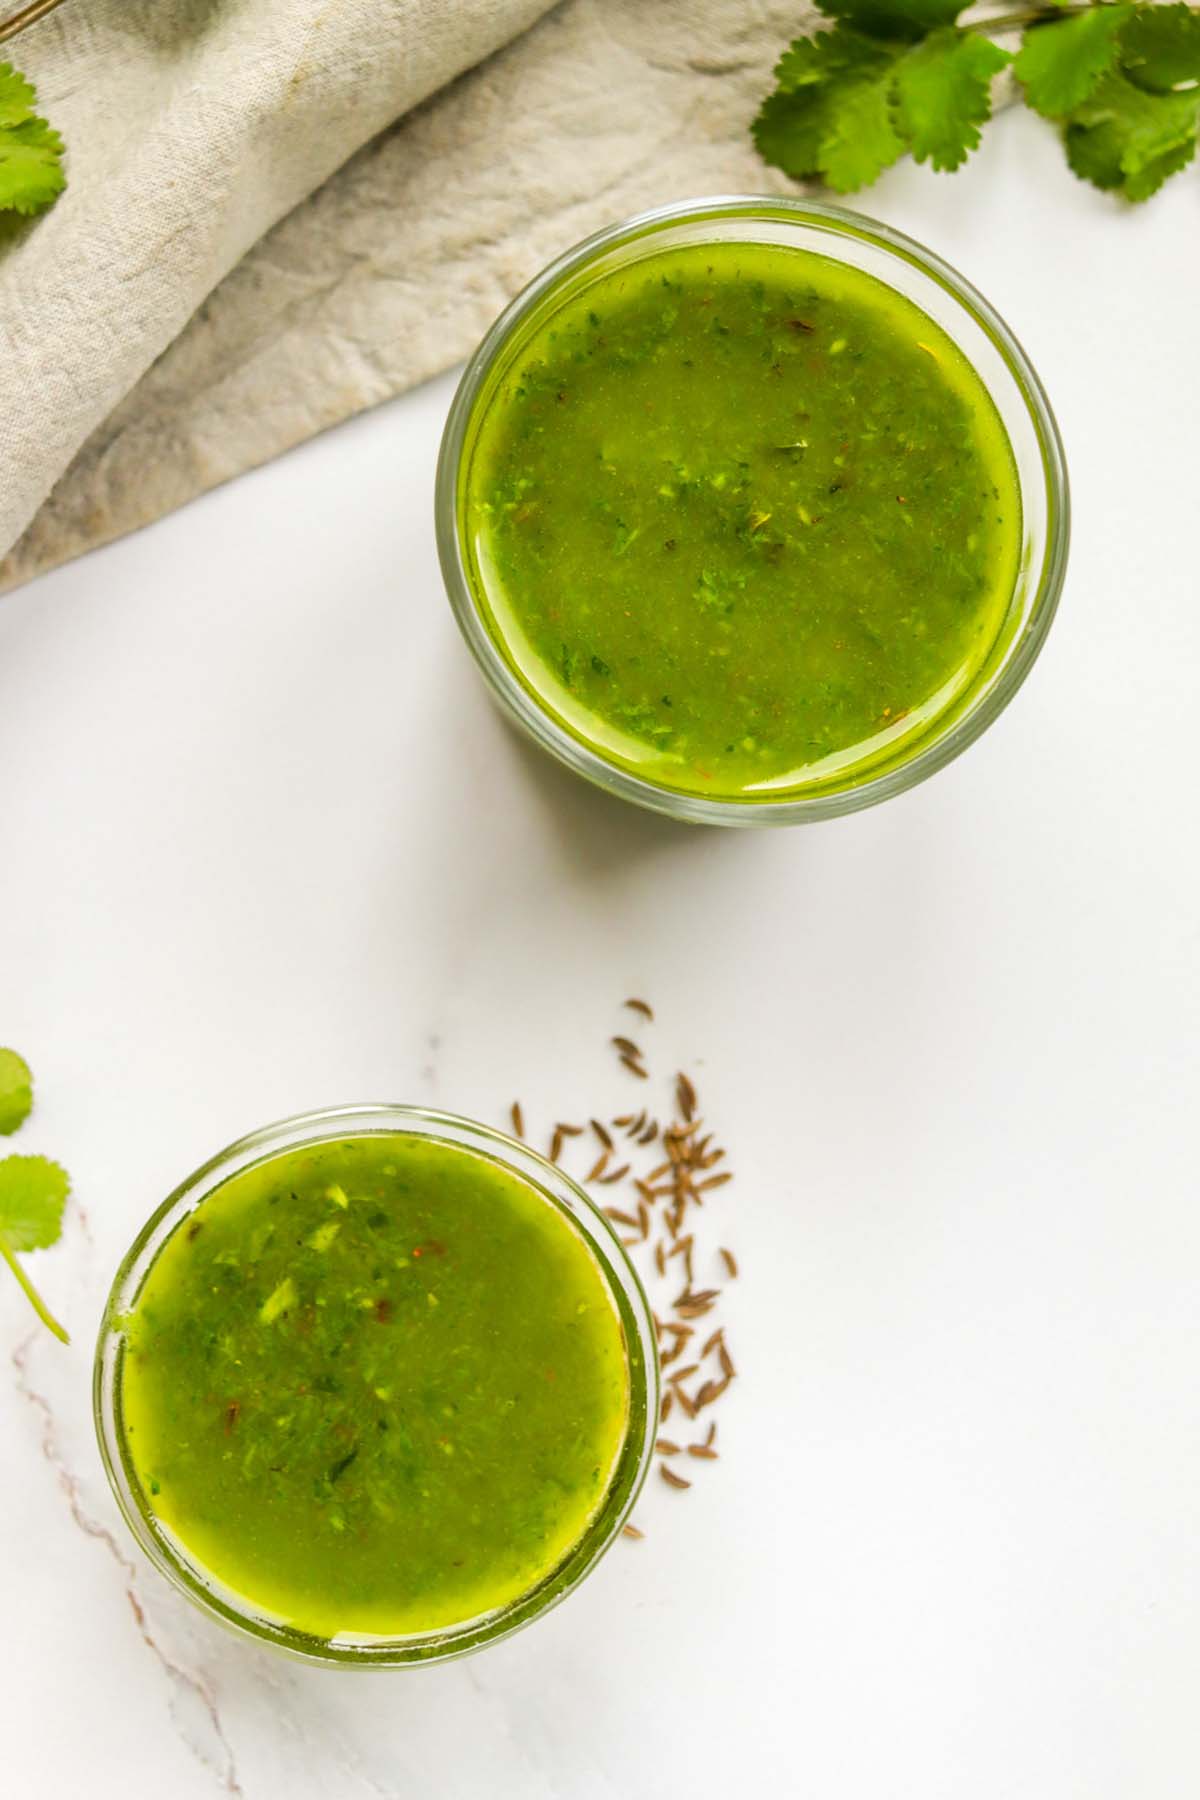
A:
0,0,803,593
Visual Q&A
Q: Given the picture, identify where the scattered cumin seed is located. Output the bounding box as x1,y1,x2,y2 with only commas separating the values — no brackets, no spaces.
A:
660,1392,674,1422
696,1171,732,1192
687,1444,719,1460
510,1102,525,1139
556,1122,583,1138
638,1119,659,1146
611,1036,643,1060
599,1162,631,1185
669,1362,700,1383
620,1054,649,1080
676,1286,720,1310
673,1387,698,1419
590,1118,613,1150
622,1523,645,1540
719,1247,739,1279
647,1160,672,1183
613,1113,635,1129
655,1438,682,1456
549,1128,564,1163
655,1241,666,1277
585,1151,611,1182
719,1344,737,1381
676,1072,697,1121
705,1421,717,1448
603,1207,638,1228
638,1201,650,1239
701,1327,725,1357
624,998,655,1020
660,1466,691,1490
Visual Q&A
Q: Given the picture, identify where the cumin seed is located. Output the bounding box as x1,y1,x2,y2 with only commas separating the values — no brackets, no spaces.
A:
687,1444,719,1460
622,1523,646,1540
656,1439,682,1456
624,998,655,1020
590,1118,613,1150
619,1054,649,1080
719,1247,739,1279
585,1151,611,1182
660,1465,691,1490
510,1102,525,1139
611,1036,643,1060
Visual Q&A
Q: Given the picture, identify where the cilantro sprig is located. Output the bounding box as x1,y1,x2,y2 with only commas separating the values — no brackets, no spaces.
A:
754,1,1200,201
0,1050,71,1343
0,59,65,218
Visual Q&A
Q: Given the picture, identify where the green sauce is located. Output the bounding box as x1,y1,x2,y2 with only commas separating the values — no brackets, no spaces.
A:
118,1134,630,1640
462,239,1022,799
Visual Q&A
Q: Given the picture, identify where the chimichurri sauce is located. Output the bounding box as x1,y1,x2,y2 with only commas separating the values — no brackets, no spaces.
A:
119,1135,630,1639
462,239,1022,798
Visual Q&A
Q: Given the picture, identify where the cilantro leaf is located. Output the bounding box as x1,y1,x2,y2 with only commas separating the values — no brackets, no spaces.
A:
0,1154,70,1342
0,1155,68,1251
0,1048,33,1136
753,1,1200,204
1120,3,1200,91
893,28,1012,170
1015,6,1134,117
755,27,906,191
0,61,66,219
1064,67,1199,196
816,0,966,43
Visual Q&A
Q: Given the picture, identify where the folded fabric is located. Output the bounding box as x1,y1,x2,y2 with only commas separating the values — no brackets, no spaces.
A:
0,0,803,593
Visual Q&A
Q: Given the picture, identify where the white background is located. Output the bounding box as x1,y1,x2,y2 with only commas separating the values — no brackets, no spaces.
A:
2,107,1198,1799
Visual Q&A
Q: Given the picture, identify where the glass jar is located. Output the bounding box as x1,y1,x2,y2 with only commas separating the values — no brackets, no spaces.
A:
94,1104,658,1667
436,195,1069,825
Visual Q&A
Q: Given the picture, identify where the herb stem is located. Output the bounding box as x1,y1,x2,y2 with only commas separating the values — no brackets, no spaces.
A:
965,2,1094,31
0,0,69,46
0,1241,69,1343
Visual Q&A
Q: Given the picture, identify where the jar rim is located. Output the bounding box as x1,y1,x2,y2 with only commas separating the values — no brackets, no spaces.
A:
435,194,1070,826
93,1103,660,1667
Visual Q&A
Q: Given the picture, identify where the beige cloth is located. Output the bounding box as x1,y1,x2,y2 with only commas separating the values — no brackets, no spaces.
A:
0,0,802,593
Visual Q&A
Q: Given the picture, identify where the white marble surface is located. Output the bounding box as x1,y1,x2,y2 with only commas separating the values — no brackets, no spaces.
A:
2,107,1199,1800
